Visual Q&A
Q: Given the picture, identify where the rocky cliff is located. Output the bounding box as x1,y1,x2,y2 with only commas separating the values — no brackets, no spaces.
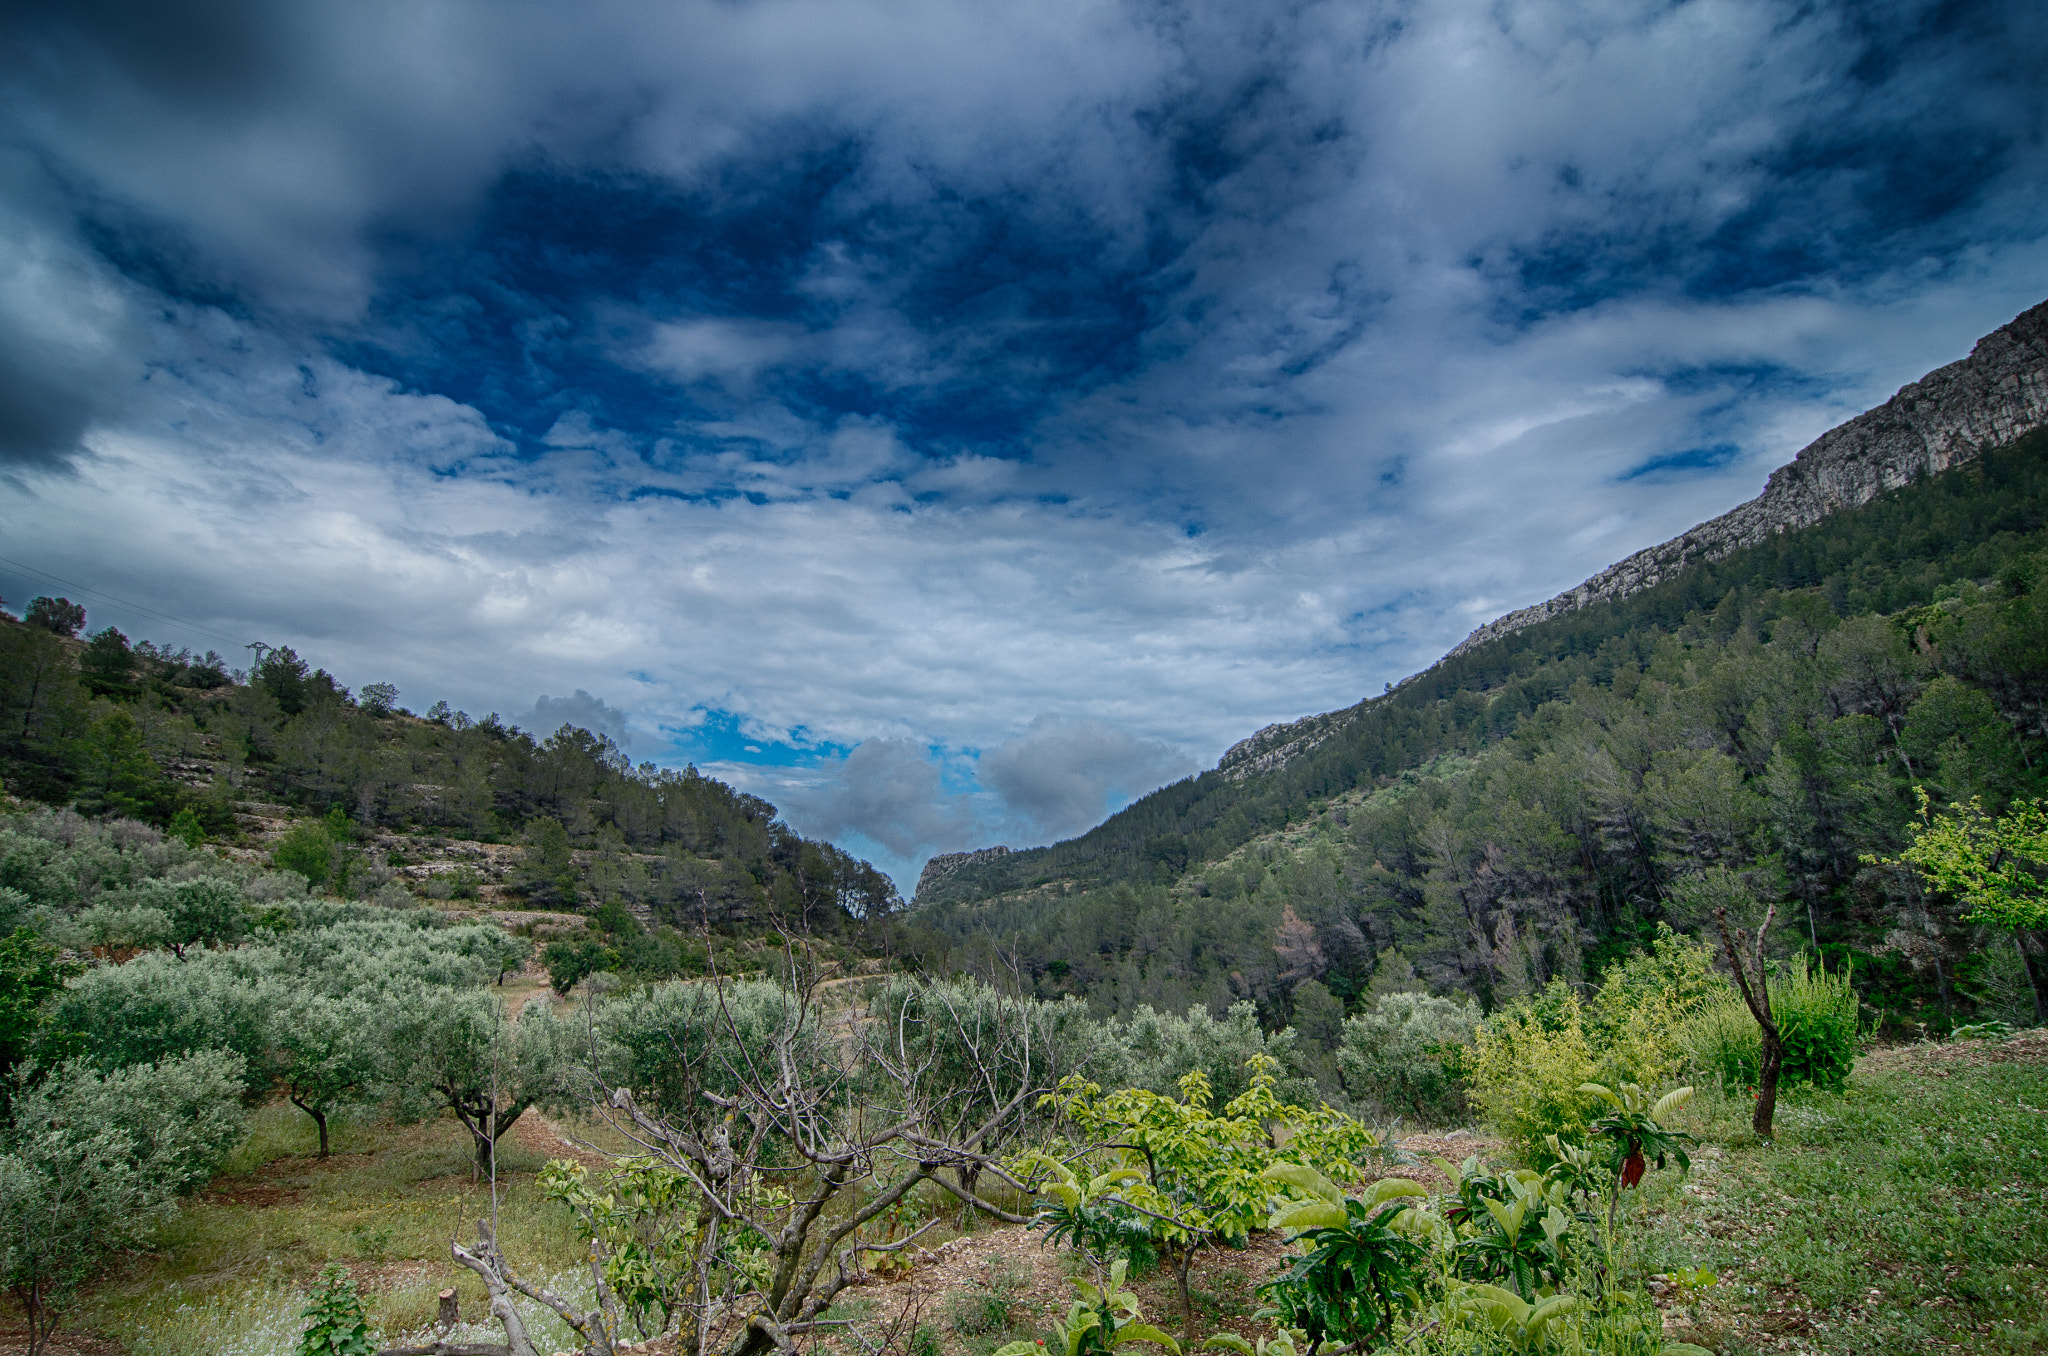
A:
1446,297,2048,659
913,844,1010,899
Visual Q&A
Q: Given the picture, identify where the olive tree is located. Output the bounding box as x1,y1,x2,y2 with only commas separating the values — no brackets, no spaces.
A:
40,951,275,1097
0,1051,246,1355
274,992,380,1158
451,960,1060,1356
379,985,568,1177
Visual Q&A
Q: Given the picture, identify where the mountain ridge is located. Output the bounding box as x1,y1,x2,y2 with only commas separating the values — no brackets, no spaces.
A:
1447,297,2048,658
1205,297,2048,790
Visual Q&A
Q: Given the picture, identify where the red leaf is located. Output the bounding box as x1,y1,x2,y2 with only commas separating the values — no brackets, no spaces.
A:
1621,1150,1646,1189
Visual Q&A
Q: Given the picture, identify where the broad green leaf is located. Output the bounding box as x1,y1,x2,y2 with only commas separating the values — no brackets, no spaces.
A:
1112,1322,1184,1354
1365,1177,1427,1204
1651,1086,1695,1120
1272,1200,1348,1232
1201,1337,1253,1355
1260,1162,1344,1205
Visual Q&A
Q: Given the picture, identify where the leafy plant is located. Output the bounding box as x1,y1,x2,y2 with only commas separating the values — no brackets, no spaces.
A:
1446,1283,1578,1354
1951,1019,2013,1042
1202,1329,1312,1356
294,1264,376,1356
1258,1165,1430,1351
1457,1173,1573,1302
1580,1083,1694,1234
994,1259,1182,1356
1022,1159,1159,1269
1032,1055,1380,1333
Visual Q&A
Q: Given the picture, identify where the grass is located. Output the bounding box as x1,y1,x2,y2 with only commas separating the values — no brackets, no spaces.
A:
53,1019,2048,1356
1634,1049,2048,1354
79,1102,595,1356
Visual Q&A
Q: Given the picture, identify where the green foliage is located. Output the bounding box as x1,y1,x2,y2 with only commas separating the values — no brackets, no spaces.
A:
518,815,579,908
1007,1258,1182,1356
272,818,337,888
1886,791,2048,932
540,1157,707,1335
0,1052,247,1350
543,935,618,994
23,597,84,638
1466,991,1602,1160
1337,991,1480,1122
0,609,901,934
1676,958,1858,1092
293,1264,376,1356
1455,1171,1574,1302
1579,1083,1695,1234
1259,1168,1430,1350
43,950,277,1096
1771,957,1859,1090
0,929,78,1085
1102,1001,1317,1107
1444,1283,1580,1354
379,984,568,1174
1034,1056,1380,1257
167,807,205,848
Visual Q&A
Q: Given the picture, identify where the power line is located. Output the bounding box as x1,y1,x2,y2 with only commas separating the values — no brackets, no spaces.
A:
0,552,256,652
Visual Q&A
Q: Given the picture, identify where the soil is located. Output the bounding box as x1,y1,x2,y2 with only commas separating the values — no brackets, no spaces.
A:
1857,1025,2048,1074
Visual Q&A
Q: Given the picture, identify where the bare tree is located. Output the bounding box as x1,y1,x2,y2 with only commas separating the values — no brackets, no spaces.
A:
452,937,1064,1356
1714,901,1783,1141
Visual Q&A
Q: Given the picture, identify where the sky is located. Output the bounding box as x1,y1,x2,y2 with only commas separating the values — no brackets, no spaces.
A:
3,0,2046,893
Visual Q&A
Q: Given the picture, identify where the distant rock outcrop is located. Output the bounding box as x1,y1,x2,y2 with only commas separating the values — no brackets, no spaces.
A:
914,845,1010,899
1216,708,1360,783
1447,298,2048,659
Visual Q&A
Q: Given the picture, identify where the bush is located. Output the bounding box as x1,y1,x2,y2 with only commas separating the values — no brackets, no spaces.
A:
1775,957,1859,1090
1100,1000,1317,1106
1465,989,1600,1160
1682,957,1858,1092
1338,991,1480,1122
0,1051,248,1350
1677,997,1759,1093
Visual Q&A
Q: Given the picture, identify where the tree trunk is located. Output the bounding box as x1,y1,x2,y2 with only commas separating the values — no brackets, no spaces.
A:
1752,1017,1784,1140
291,1095,330,1158
1716,904,1783,1141
2017,930,2048,1026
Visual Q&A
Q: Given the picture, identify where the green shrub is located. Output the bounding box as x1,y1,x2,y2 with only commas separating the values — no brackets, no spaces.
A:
1678,997,1759,1092
294,1264,375,1356
1679,957,1858,1092
1338,991,1481,1122
1466,989,1601,1160
1773,957,1859,1091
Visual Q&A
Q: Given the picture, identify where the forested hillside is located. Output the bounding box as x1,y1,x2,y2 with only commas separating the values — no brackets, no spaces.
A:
0,610,899,937
911,427,2048,1035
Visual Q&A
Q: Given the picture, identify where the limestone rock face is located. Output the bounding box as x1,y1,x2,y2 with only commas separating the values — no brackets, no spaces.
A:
1446,297,2048,659
914,845,1010,899
1217,708,1359,783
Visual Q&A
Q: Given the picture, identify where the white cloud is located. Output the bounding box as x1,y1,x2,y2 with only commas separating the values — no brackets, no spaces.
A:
2,0,2044,894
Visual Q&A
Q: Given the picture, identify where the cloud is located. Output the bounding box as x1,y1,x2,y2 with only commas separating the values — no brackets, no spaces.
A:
767,740,973,862
979,716,1198,844
530,690,641,754
1,0,2045,890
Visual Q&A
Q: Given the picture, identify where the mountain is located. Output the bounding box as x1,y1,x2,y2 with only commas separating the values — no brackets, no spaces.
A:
1447,297,2048,660
907,299,2048,1034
